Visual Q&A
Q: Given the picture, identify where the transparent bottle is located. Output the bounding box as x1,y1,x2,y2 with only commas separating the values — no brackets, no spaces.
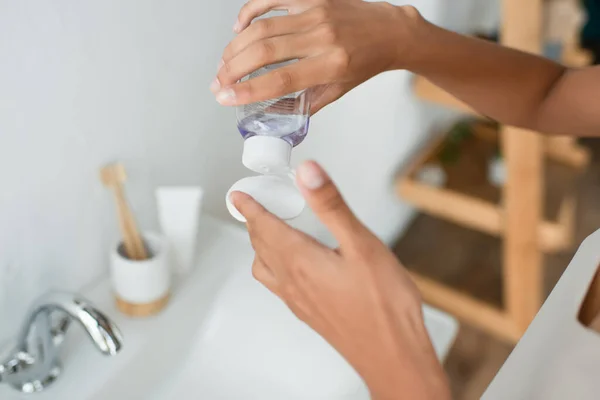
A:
226,12,310,223
236,61,311,147
236,8,311,150
236,61,311,176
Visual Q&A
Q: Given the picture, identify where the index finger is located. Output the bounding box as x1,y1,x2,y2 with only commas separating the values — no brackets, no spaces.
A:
216,55,333,106
230,191,301,266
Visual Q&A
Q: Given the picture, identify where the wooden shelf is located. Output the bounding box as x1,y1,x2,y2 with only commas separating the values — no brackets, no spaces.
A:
398,180,573,253
409,273,522,343
546,136,591,170
563,46,593,67
396,124,579,253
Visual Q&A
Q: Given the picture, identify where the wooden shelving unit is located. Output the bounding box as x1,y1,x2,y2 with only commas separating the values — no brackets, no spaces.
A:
397,0,592,343
399,123,577,253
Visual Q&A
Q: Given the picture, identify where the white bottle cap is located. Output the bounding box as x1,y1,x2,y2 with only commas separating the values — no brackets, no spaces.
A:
242,136,292,175
227,135,305,223
226,174,305,223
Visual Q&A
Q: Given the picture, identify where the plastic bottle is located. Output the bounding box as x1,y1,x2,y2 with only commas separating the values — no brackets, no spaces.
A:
226,59,310,222
237,60,310,144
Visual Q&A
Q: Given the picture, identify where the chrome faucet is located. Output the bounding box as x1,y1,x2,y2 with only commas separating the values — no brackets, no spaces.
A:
0,292,123,393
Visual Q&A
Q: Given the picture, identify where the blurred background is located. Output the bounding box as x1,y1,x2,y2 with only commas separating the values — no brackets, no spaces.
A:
0,0,598,398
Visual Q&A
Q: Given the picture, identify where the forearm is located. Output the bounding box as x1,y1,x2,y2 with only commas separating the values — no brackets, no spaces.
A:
402,11,570,133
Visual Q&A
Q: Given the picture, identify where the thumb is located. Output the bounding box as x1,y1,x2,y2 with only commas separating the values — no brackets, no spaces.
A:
296,161,367,247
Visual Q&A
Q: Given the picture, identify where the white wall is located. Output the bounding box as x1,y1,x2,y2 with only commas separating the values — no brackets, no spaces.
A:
0,0,497,342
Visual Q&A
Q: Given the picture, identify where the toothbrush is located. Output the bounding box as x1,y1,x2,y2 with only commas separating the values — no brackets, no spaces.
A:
100,163,148,260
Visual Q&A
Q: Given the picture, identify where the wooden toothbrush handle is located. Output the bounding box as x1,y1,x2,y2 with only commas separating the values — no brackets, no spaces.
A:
113,185,148,260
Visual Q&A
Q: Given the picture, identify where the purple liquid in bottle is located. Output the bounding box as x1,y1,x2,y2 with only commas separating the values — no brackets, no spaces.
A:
237,113,310,147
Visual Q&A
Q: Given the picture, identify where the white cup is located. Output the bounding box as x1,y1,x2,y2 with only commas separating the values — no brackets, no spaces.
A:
109,232,171,308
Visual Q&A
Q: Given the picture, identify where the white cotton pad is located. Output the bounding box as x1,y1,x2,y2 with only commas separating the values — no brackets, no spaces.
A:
226,175,305,222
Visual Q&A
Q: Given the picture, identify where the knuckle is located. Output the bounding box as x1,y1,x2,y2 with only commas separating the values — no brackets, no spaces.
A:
272,69,294,91
254,18,273,36
220,60,233,76
317,22,337,44
331,49,350,74
401,5,420,19
258,39,277,60
252,263,266,283
251,263,263,281
380,2,396,11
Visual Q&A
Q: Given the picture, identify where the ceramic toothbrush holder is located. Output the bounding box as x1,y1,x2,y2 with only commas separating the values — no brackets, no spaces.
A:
110,231,171,317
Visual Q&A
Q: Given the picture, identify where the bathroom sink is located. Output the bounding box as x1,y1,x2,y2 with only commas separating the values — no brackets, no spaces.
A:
148,267,370,400
0,217,457,400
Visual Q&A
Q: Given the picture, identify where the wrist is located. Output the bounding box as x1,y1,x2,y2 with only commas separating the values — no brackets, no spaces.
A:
388,5,433,72
351,308,451,400
366,372,451,400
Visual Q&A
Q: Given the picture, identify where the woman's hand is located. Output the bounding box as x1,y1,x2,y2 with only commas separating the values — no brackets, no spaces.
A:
211,0,422,113
230,161,450,400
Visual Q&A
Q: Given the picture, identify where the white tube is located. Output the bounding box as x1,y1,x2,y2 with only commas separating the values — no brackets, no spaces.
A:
156,186,204,275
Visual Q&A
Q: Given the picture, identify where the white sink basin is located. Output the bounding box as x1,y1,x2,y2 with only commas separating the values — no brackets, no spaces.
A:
150,267,370,400
0,217,458,400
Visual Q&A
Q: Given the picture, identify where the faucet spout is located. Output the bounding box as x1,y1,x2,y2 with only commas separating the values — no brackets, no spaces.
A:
2,291,123,393
17,292,123,356
76,302,123,355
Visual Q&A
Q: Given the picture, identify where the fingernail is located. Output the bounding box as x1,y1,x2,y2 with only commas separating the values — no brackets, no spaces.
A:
297,161,326,190
217,59,224,71
210,78,221,93
216,89,237,105
233,19,242,33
